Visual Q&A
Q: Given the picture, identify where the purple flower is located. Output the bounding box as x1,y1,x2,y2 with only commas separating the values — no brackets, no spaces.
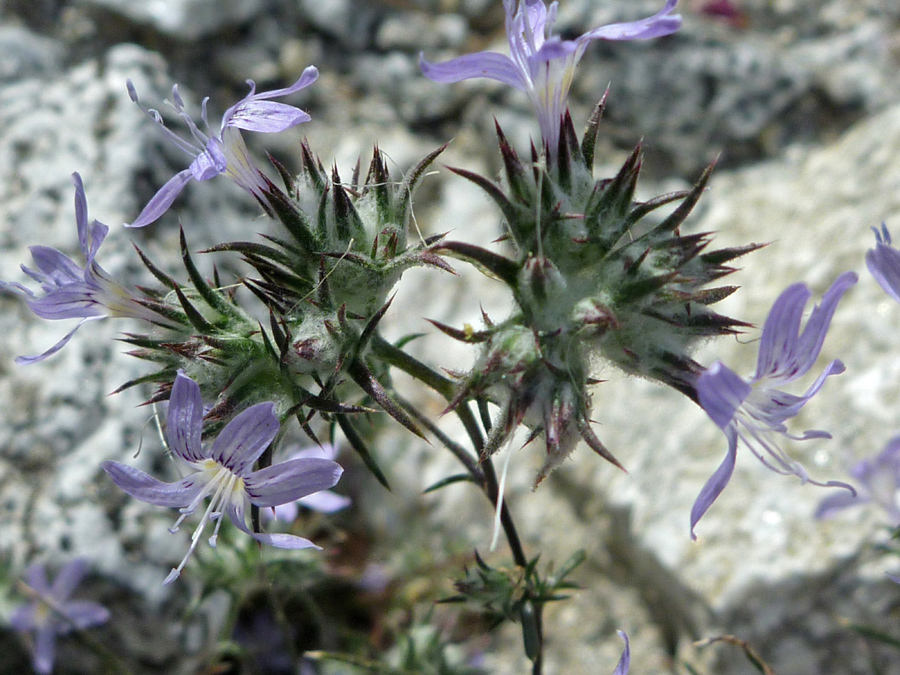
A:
11,559,110,675
866,223,900,304
0,173,169,365
420,0,680,154
613,630,630,675
101,371,343,584
691,272,858,539
126,66,318,228
816,436,900,524
263,443,351,523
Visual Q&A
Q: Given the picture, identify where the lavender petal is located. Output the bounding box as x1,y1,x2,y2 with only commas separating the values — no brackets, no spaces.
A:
868,247,900,303
298,490,352,514
166,371,206,463
419,51,526,89
225,102,312,133
189,139,228,181
71,173,109,263
25,290,107,321
23,563,51,595
791,271,857,379
226,501,321,550
690,427,738,540
244,458,343,508
221,66,318,132
752,282,810,382
58,601,110,632
15,317,102,366
754,272,856,384
612,630,631,675
242,66,319,101
814,490,865,520
251,531,321,550
10,603,38,631
696,361,751,430
32,626,57,675
101,460,206,507
72,172,89,254
582,0,681,42
210,402,279,475
126,169,193,228
49,559,89,601
27,246,84,285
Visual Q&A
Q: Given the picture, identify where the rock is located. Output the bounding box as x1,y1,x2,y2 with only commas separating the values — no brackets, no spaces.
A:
0,25,63,82
296,0,381,50
375,11,468,52
572,0,900,176
365,99,900,673
585,102,900,673
74,0,267,39
3,1,900,673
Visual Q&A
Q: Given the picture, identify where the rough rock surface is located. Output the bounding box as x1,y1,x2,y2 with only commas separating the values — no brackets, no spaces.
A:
1,1,900,673
75,0,267,40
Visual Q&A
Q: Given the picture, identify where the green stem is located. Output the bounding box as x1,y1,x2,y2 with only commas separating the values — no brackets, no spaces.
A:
480,456,528,569
372,333,541,670
396,394,483,483
371,335,528,568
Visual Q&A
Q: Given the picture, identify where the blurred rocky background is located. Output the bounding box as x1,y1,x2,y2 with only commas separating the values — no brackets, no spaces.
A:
1,0,900,673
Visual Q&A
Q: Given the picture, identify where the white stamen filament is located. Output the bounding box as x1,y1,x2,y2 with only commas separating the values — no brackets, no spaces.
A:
163,463,244,585
490,435,517,552
732,405,818,485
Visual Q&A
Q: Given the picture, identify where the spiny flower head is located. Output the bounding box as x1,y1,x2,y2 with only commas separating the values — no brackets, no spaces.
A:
102,371,343,584
421,0,680,154
239,141,452,318
126,67,318,228
0,173,175,364
692,272,857,539
434,112,756,481
120,146,447,446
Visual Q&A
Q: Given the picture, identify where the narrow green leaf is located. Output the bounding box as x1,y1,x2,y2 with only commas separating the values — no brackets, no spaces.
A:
347,357,427,440
173,285,217,333
336,413,391,490
447,166,522,232
133,243,177,290
423,473,476,494
180,228,243,321
580,89,608,171
397,143,448,227
434,241,519,288
548,549,586,588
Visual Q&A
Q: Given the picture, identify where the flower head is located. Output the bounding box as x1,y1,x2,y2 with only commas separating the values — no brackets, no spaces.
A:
420,0,680,153
126,66,318,228
102,371,343,584
0,173,168,364
11,559,110,674
815,436,900,524
691,272,858,539
866,223,900,304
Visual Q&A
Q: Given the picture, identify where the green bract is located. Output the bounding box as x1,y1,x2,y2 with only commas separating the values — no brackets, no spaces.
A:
435,104,760,481
118,144,454,467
